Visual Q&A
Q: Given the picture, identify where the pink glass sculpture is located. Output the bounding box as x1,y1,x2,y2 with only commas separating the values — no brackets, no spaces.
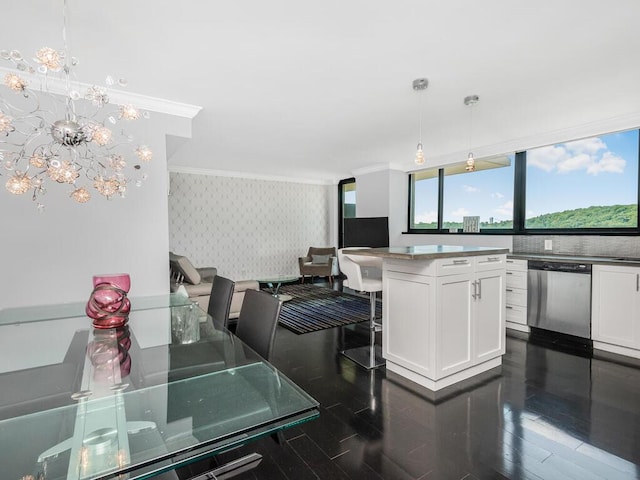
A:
86,273,131,329
88,326,132,381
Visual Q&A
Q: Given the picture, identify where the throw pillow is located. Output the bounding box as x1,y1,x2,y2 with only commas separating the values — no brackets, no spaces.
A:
312,254,330,265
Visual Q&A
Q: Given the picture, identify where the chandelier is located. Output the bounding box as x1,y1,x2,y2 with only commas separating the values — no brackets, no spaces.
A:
0,1,151,210
412,78,429,166
464,94,479,172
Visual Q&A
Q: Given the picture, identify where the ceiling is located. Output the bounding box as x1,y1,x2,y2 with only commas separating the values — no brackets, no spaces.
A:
4,0,640,183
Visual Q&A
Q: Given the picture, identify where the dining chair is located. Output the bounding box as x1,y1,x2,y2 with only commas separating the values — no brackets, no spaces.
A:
235,289,282,361
337,248,385,369
207,275,236,330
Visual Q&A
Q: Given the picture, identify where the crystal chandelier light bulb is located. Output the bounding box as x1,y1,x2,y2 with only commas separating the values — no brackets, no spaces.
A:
71,186,91,203
35,47,63,71
0,112,13,133
4,73,27,92
6,172,32,194
135,145,153,162
466,152,475,172
119,104,140,121
415,143,425,165
91,126,113,146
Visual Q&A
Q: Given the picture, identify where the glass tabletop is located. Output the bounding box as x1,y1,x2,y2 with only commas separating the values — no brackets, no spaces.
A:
0,294,194,325
0,299,319,480
255,276,299,284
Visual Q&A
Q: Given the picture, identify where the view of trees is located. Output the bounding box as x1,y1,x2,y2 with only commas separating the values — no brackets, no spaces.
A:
413,204,637,230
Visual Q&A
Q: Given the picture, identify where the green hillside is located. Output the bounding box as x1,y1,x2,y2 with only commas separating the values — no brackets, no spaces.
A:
525,204,636,228
413,204,637,230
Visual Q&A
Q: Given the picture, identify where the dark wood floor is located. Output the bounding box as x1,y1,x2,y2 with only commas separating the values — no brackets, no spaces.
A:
184,281,640,480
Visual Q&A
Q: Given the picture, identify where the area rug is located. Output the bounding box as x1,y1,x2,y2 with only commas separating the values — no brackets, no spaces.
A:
271,283,381,335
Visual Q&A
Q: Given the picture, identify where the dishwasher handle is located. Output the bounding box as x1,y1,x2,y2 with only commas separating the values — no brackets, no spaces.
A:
528,260,591,274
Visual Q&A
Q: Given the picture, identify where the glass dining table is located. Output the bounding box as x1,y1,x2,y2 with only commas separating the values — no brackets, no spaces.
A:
0,295,319,480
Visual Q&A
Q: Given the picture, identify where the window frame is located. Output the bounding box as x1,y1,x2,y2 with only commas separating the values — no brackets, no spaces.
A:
338,177,356,248
406,129,640,236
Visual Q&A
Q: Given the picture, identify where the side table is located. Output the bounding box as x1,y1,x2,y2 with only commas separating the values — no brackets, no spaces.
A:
257,276,299,301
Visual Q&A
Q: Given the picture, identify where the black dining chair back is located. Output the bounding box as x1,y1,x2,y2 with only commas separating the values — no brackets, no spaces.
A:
235,289,282,361
207,275,236,330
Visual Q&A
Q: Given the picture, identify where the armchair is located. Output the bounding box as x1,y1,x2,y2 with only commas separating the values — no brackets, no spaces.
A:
298,247,337,285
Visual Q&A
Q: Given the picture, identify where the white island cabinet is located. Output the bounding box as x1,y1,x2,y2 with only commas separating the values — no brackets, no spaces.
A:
592,264,640,358
344,246,508,391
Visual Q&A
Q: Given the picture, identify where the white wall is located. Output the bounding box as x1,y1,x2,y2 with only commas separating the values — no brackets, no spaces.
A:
0,113,190,309
168,171,335,281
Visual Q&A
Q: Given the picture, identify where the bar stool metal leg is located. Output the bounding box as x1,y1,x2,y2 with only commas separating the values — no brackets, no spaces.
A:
341,290,385,369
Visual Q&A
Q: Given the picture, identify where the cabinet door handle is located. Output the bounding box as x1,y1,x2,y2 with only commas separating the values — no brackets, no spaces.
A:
637,273,639,292
506,271,513,275
506,288,513,292
506,305,513,310
488,257,500,262
453,259,469,265
477,279,482,299
472,280,477,299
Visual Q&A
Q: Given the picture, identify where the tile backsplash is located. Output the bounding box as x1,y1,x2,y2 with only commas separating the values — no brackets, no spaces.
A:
513,235,640,258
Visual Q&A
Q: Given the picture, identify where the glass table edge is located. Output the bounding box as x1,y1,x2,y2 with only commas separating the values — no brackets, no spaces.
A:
0,294,194,325
116,408,320,480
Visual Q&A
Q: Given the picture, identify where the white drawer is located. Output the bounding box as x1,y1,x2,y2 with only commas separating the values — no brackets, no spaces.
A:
506,304,527,325
434,257,474,276
506,287,527,307
505,258,528,271
506,269,527,289
475,254,507,272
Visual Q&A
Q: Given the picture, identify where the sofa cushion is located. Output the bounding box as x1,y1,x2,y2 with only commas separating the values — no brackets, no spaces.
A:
183,282,212,297
312,254,330,264
171,254,201,285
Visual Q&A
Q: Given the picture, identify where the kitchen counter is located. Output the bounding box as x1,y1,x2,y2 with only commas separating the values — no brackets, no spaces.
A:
344,245,509,260
347,245,507,391
508,252,640,266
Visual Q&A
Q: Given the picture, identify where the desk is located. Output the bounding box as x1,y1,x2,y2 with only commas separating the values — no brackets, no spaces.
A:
0,295,319,479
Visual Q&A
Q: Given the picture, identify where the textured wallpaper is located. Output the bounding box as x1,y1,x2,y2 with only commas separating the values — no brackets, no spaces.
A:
168,172,334,281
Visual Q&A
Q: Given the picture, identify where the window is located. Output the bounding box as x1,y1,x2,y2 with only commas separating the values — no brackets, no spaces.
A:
408,129,640,234
410,169,439,229
409,155,515,232
442,156,515,230
525,130,639,229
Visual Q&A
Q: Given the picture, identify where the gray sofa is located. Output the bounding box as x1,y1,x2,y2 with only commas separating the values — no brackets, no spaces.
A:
169,252,259,317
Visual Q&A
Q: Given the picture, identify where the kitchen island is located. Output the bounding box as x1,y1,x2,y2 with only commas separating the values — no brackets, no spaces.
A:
345,245,509,391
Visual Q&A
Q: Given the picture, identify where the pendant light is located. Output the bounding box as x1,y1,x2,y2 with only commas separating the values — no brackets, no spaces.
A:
413,78,428,166
464,95,479,172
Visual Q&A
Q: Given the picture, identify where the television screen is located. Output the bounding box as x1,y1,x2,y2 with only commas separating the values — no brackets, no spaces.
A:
343,217,389,248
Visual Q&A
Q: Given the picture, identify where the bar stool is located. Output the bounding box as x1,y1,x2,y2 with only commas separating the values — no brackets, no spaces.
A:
337,248,385,369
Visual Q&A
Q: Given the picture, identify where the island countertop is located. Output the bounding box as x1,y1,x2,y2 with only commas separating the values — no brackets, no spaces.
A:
342,245,509,260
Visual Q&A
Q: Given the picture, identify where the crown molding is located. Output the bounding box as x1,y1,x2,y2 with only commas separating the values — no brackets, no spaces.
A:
168,165,337,185
0,66,202,119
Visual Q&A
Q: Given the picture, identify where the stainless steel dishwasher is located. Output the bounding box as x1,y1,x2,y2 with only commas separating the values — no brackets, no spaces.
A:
527,260,592,339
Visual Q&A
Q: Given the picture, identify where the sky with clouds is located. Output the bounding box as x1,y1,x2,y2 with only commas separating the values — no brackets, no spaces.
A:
412,129,638,225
